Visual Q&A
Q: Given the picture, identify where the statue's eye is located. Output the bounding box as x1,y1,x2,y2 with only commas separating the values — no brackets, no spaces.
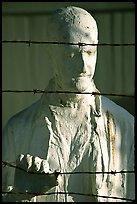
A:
87,51,92,55
85,50,96,56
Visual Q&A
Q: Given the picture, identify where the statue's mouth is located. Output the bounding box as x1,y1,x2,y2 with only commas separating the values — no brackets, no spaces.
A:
78,74,91,78
72,75,91,81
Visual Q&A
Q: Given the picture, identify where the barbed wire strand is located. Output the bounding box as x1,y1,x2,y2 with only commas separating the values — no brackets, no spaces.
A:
2,161,134,201
2,191,134,201
2,40,135,46
2,90,134,98
2,161,135,176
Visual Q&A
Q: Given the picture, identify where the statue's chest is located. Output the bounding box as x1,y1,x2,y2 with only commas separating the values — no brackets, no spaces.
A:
45,105,92,171
50,105,91,141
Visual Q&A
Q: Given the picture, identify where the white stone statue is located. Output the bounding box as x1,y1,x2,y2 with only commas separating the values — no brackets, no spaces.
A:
2,6,135,202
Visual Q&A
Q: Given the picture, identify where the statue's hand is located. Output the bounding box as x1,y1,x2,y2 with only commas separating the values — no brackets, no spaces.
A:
14,154,58,196
16,153,50,174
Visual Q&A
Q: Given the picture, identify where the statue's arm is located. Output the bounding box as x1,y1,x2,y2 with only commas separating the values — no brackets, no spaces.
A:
2,122,58,202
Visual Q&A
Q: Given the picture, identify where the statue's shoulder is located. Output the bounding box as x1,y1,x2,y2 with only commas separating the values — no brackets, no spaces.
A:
5,99,41,130
101,96,134,124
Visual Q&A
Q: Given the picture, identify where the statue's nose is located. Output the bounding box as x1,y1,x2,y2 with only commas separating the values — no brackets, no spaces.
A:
77,53,87,74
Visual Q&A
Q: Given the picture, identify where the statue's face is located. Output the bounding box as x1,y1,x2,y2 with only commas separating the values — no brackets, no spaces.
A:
49,9,98,92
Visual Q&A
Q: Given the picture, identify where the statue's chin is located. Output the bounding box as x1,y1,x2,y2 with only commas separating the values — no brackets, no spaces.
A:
58,77,91,92
71,77,91,92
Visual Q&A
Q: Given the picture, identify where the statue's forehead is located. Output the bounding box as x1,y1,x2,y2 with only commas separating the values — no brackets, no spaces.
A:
55,23,97,44
66,27,97,43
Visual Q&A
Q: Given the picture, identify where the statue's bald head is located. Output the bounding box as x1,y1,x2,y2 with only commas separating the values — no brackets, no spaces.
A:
47,6,98,44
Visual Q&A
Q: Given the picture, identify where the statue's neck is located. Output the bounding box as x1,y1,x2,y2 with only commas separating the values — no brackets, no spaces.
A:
40,77,101,117
43,77,97,108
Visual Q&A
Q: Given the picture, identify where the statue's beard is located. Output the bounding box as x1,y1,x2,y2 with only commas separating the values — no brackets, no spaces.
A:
70,77,91,92
56,75,92,92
